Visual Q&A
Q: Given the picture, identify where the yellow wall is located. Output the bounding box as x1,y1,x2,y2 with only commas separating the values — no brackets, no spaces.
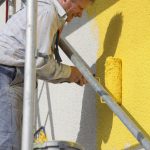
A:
88,0,150,149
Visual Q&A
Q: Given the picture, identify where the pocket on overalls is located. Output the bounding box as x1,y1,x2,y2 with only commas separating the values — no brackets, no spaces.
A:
10,67,24,86
10,67,17,84
0,65,16,87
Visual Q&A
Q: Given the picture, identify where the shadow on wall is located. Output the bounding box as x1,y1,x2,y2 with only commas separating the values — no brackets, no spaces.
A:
76,65,97,150
63,0,119,37
77,13,123,150
97,13,123,86
96,13,123,150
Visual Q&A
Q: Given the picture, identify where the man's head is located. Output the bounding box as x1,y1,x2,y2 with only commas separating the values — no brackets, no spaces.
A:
59,0,94,22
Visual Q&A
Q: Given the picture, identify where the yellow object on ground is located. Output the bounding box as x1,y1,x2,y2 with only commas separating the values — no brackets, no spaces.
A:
34,126,48,144
105,57,122,105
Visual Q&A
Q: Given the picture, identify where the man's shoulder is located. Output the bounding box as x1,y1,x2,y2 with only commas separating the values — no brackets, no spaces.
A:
38,0,54,7
38,0,56,14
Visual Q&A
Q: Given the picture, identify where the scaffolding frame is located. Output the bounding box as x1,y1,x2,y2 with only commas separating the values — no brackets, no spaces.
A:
21,0,37,149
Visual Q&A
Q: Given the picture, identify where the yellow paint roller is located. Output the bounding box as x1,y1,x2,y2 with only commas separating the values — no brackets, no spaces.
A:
105,56,122,105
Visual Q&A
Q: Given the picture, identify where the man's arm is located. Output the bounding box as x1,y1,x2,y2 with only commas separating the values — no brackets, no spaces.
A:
67,66,87,86
35,5,87,85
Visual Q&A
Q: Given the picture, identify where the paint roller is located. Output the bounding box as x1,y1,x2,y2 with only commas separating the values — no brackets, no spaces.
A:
105,56,122,105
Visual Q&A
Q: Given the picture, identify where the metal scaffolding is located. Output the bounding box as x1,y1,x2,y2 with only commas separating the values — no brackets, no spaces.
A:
21,0,37,149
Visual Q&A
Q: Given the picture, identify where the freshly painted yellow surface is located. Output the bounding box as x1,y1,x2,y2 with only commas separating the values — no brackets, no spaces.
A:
88,0,150,149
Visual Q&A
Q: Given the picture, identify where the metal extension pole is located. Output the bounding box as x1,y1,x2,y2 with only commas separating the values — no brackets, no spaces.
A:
21,0,37,149
59,38,150,150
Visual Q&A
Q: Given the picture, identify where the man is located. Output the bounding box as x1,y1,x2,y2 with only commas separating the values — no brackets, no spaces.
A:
0,0,94,149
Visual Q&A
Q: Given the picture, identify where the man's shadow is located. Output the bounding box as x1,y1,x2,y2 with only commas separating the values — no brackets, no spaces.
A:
76,13,123,150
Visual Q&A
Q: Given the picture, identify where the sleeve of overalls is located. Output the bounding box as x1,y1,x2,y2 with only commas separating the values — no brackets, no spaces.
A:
36,7,71,83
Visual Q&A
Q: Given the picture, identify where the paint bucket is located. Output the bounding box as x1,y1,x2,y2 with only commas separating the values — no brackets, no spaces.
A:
34,141,84,150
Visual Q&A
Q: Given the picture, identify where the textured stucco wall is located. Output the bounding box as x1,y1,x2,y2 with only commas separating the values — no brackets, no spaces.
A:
87,0,150,149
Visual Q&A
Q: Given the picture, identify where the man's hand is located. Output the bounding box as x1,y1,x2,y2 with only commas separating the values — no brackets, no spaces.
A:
67,66,87,86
